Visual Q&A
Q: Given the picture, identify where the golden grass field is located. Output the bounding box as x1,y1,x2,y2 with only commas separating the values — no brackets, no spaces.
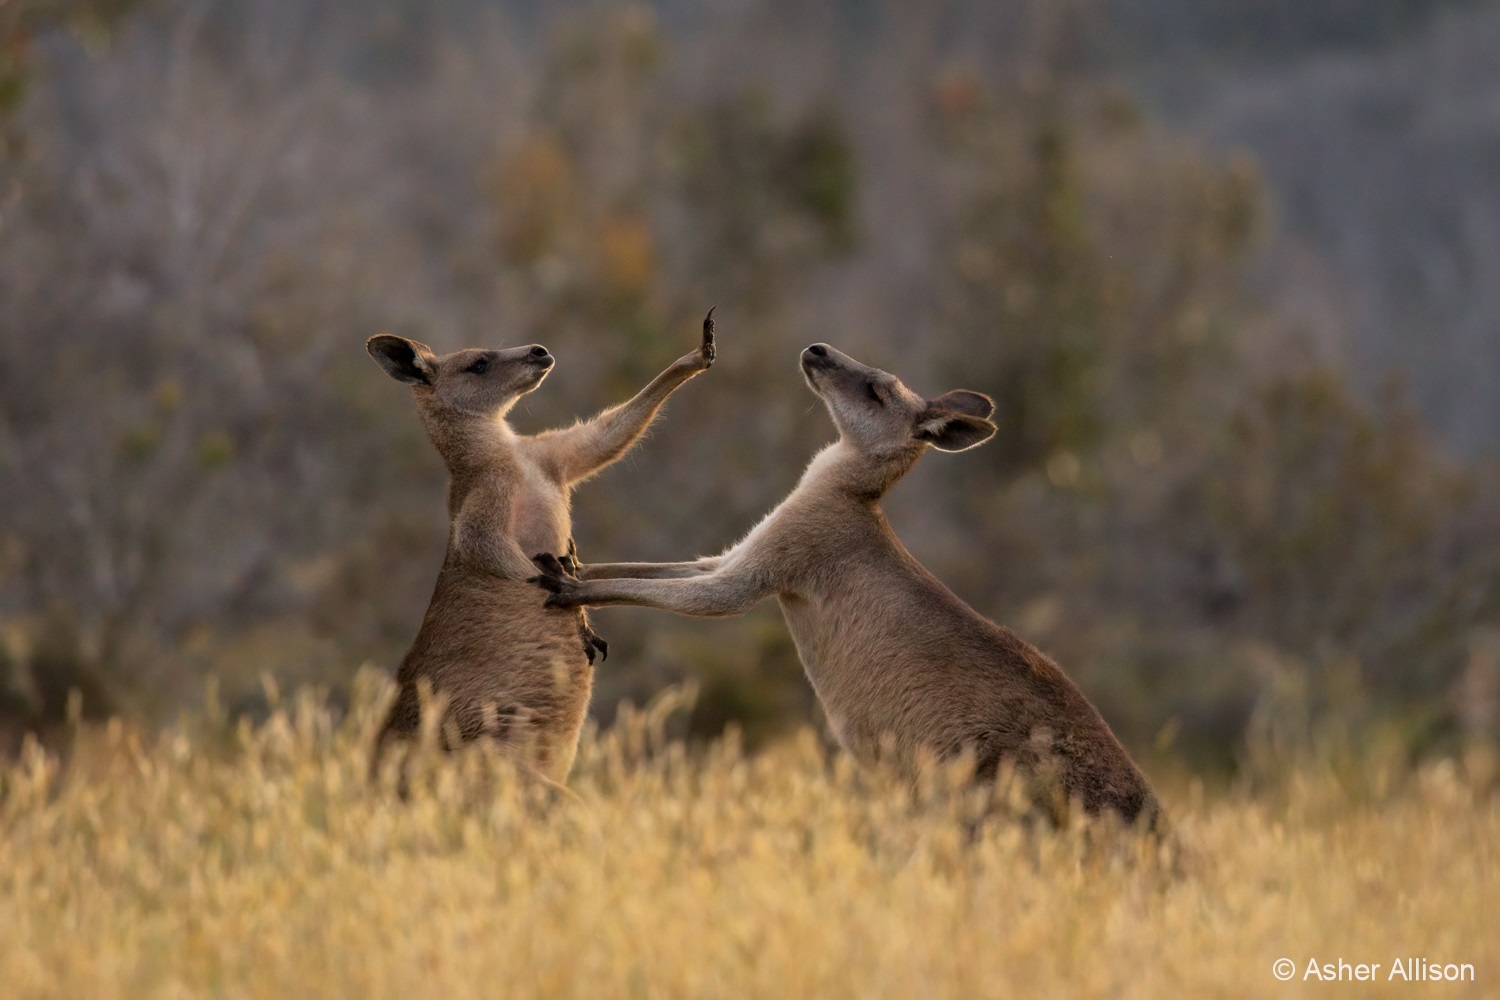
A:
0,678,1494,999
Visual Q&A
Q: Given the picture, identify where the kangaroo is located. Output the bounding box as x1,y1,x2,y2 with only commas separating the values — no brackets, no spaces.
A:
367,311,716,782
531,343,1158,824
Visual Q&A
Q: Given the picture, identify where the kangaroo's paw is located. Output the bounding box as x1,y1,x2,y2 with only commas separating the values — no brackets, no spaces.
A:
528,553,586,608
560,538,582,578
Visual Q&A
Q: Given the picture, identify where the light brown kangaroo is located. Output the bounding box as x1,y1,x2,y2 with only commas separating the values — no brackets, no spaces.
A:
532,343,1158,824
367,311,716,782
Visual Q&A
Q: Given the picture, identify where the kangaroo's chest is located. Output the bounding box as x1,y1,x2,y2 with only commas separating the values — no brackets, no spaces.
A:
777,562,960,766
508,461,571,559
778,591,893,755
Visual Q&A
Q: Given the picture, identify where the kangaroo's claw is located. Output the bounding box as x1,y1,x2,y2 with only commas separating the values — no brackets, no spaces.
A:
701,307,716,367
576,617,606,665
579,619,609,664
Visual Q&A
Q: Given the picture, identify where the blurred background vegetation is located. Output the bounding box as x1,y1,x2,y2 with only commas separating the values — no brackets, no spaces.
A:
2,0,1498,779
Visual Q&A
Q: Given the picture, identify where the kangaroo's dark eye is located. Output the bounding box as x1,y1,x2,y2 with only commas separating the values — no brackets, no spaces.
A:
866,381,883,404
468,358,488,374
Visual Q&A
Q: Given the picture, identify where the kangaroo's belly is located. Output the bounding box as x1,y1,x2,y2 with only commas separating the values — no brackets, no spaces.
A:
383,566,593,781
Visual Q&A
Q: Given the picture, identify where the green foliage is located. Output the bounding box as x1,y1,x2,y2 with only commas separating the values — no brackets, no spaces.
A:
1197,375,1485,698
118,423,163,464
0,637,29,720
775,110,859,252
677,616,812,750
968,121,1106,472
1209,375,1449,642
911,55,1497,770
679,91,859,305
0,615,116,745
940,86,1258,480
196,430,235,469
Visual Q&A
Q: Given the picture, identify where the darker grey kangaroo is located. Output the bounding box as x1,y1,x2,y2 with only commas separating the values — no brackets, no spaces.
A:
532,343,1158,823
368,312,715,782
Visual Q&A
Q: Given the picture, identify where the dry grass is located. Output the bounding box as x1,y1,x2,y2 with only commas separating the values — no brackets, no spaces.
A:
0,678,1494,999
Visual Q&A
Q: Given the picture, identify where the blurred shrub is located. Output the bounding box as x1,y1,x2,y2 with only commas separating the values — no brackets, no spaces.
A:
1189,373,1494,725
915,58,1497,773
938,83,1260,480
1203,375,1468,648
0,614,115,755
490,133,577,268
679,92,859,306
0,0,140,157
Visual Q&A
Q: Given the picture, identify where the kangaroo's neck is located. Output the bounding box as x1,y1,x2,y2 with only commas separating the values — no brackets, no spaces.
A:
797,440,922,505
416,402,521,505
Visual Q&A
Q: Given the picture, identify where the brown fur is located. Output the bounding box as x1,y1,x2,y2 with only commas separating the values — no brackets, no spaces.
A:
368,314,715,782
534,343,1159,823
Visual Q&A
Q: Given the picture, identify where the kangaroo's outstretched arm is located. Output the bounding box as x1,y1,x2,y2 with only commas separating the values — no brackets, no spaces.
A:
531,559,769,617
532,311,715,486
578,556,724,581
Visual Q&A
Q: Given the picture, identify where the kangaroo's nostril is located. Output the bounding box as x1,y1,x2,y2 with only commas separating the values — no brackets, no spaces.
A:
530,345,550,358
807,344,828,358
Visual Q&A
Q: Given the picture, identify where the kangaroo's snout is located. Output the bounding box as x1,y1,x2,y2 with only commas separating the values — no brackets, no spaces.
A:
528,345,554,367
801,345,837,378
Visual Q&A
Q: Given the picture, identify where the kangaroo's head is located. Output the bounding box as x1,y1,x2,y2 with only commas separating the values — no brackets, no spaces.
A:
800,343,995,461
366,335,554,417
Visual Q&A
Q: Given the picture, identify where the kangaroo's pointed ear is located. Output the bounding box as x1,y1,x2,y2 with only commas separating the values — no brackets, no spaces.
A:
916,410,997,452
917,389,997,451
928,389,994,419
367,335,437,385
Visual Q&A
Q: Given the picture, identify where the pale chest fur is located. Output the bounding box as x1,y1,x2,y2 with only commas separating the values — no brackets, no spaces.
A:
508,455,572,559
445,442,572,577
779,588,908,762
770,506,949,765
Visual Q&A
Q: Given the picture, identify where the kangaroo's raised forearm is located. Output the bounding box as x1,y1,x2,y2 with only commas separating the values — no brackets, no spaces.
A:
534,311,716,484
556,366,700,481
579,557,723,581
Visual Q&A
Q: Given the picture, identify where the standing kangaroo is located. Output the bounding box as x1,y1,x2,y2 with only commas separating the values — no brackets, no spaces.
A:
532,343,1158,823
367,311,716,782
